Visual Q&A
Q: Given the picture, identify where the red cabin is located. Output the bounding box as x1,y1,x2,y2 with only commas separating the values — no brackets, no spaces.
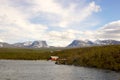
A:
50,56,59,61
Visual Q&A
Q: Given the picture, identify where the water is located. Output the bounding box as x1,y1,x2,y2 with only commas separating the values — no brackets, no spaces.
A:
0,60,120,80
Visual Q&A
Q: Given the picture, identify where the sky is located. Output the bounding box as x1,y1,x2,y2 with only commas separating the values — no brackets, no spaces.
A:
0,0,120,46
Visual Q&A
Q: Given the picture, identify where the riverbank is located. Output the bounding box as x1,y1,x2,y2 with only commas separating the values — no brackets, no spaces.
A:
0,45,120,71
54,45,120,71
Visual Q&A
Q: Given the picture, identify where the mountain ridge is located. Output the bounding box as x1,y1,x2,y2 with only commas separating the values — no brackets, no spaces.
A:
0,39,120,48
0,40,48,48
67,39,120,48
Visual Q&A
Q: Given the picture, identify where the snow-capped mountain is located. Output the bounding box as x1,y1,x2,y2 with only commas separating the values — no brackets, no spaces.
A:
67,40,120,48
30,41,48,48
0,40,48,48
0,42,15,48
13,41,33,47
13,40,48,48
68,40,94,47
94,40,120,45
0,39,120,48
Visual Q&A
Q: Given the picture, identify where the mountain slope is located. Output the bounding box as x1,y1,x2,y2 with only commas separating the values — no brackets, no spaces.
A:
0,40,48,48
68,40,94,47
67,40,120,47
95,40,120,45
13,40,48,48
0,42,15,48
30,41,48,48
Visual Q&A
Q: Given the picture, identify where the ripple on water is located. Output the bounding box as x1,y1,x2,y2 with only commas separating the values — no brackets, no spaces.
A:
0,60,120,80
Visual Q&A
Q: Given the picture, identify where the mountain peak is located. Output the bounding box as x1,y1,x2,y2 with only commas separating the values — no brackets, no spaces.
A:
13,40,48,48
31,40,48,48
67,39,120,48
68,40,93,48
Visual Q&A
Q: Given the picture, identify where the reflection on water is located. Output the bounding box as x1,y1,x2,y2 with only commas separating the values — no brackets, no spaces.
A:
0,60,120,80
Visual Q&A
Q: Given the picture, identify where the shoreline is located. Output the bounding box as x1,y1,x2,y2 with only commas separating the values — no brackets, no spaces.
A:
0,59,119,72
0,45,120,72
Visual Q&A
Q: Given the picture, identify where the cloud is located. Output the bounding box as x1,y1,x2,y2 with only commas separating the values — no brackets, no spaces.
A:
45,29,79,46
46,29,97,46
96,20,120,40
15,0,100,28
0,0,101,46
48,30,79,40
0,0,47,43
57,1,101,28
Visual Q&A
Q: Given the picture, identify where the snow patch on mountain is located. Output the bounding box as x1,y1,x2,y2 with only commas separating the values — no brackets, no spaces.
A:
67,39,120,48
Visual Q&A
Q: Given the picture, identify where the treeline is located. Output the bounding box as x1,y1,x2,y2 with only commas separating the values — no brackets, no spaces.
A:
53,45,120,71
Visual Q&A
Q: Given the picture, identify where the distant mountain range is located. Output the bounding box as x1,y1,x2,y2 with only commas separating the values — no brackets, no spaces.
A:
0,39,120,48
67,40,120,48
0,40,48,48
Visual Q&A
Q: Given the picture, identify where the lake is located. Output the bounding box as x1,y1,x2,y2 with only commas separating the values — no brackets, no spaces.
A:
0,60,120,80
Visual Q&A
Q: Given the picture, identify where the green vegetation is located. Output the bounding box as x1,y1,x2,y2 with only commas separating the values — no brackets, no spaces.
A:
0,48,52,60
0,45,120,71
53,45,120,71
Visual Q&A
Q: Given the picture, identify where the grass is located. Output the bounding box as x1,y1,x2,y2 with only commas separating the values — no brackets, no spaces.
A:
0,48,52,60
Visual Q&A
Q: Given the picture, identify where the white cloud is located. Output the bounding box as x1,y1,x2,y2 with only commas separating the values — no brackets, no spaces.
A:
0,0,101,46
46,30,96,46
96,20,120,40
0,39,3,42
48,30,79,40
14,0,100,28
46,29,79,46
0,0,47,43
56,1,101,28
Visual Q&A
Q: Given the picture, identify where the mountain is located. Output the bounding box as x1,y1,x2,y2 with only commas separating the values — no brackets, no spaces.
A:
13,41,33,48
67,40,94,47
0,39,120,48
67,40,120,48
94,40,120,45
0,42,15,48
30,41,48,48
0,40,48,48
13,40,48,48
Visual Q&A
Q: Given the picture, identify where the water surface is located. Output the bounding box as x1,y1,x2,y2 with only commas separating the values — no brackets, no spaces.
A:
0,60,120,80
